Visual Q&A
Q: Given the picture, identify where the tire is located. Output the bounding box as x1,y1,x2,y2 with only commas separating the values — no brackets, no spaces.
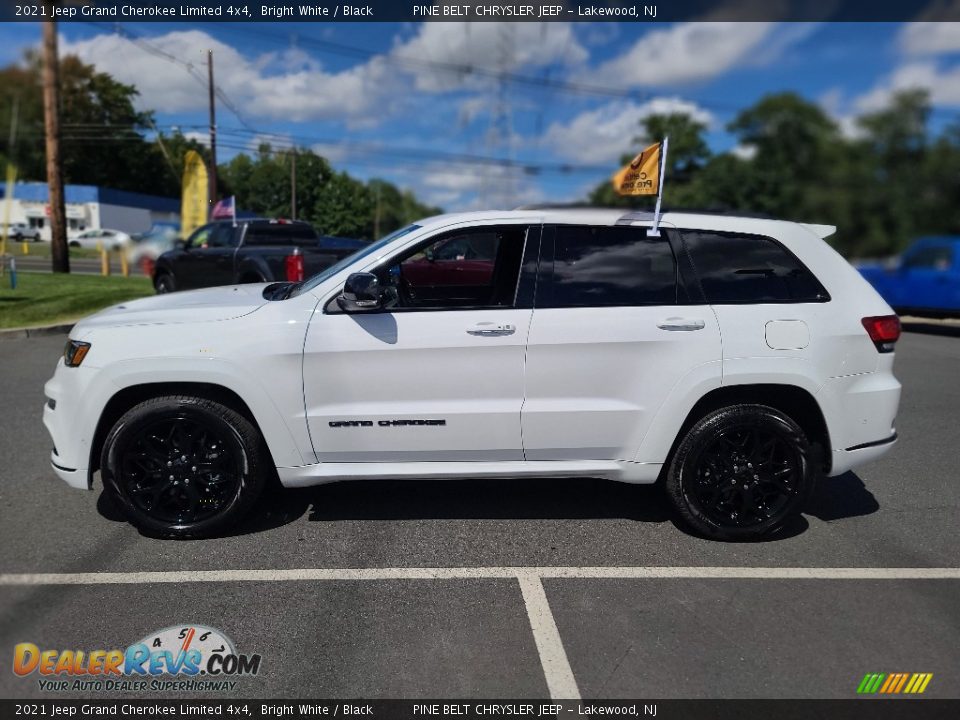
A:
154,273,175,294
665,404,815,540
100,396,268,538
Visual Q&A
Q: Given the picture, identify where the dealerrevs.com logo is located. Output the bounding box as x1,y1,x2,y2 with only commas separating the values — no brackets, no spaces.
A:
12,624,262,692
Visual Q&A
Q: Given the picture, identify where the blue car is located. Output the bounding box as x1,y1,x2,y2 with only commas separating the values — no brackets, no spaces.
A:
858,236,960,318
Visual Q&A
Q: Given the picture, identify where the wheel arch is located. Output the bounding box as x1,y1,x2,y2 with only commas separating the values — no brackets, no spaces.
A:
664,384,832,476
90,382,273,485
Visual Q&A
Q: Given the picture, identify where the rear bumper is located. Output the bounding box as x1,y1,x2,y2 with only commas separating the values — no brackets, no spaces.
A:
830,432,898,477
819,368,901,477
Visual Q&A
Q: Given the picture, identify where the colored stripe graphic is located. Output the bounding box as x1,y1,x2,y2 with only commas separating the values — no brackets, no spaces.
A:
858,672,932,694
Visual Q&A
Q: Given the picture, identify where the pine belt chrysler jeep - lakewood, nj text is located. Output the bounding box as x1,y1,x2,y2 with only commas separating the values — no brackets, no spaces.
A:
43,209,902,539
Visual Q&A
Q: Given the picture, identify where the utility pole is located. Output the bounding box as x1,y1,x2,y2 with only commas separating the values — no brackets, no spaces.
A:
207,50,217,215
43,17,69,273
290,149,297,220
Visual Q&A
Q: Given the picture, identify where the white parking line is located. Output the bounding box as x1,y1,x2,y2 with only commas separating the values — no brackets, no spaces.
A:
517,574,581,701
2,566,959,585
3,565,958,702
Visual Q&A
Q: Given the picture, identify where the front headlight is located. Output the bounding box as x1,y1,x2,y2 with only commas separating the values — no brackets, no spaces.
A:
63,339,91,367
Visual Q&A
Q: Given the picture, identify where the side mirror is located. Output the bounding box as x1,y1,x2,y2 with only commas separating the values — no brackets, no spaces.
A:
424,247,435,262
174,238,186,250
337,272,382,312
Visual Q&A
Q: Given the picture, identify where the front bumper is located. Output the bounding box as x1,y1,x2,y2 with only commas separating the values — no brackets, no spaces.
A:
42,359,100,489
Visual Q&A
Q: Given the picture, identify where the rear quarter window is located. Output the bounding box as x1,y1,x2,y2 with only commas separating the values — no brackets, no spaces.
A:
243,224,318,247
681,231,829,304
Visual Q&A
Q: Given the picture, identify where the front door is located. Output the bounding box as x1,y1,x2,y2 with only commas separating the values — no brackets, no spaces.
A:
302,223,538,463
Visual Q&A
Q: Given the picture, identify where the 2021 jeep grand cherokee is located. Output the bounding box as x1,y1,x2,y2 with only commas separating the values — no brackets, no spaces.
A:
43,209,901,539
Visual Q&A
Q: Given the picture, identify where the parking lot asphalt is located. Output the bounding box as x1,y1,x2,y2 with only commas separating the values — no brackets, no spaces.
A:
1,329,959,700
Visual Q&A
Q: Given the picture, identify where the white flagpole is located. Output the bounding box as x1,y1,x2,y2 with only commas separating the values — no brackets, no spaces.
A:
647,136,669,237
231,196,237,228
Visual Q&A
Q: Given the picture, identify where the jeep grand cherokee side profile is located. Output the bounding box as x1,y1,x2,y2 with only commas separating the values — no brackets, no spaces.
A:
43,209,901,539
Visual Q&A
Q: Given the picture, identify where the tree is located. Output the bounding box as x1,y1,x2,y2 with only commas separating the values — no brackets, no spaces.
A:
0,52,170,194
219,145,440,239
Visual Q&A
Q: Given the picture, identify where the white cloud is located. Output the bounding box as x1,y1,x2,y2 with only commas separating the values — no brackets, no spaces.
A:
729,144,757,160
899,22,960,56
543,98,714,164
580,22,778,88
391,22,588,93
853,61,960,113
61,30,397,124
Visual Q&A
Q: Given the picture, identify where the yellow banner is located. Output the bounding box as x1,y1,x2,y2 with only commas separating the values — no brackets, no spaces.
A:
1,163,17,256
181,150,209,239
611,142,661,196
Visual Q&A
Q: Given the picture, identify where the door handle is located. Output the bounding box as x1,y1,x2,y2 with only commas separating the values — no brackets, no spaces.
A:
657,317,706,331
467,322,516,336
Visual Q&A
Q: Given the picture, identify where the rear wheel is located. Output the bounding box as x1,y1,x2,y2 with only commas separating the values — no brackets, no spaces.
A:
101,396,267,538
665,404,815,540
154,273,175,294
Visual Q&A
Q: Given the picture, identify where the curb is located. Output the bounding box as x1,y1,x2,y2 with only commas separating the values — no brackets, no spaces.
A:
0,323,74,341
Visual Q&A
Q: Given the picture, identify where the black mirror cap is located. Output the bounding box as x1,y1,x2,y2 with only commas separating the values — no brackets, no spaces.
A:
173,238,186,250
338,272,382,312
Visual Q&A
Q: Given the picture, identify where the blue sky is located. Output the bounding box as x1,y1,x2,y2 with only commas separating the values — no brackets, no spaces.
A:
1,21,959,210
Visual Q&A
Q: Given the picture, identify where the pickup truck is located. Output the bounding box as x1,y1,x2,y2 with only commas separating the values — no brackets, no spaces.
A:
152,219,366,293
857,236,960,318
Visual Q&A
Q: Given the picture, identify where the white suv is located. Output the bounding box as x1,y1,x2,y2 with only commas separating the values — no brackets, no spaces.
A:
43,209,902,540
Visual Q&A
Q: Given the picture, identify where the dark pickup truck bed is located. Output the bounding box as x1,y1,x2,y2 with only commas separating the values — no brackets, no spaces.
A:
152,219,367,293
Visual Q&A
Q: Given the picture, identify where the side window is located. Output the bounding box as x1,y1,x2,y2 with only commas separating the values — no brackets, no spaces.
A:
544,225,677,308
681,231,829,304
379,226,528,310
208,224,238,248
902,245,953,271
186,225,214,249
244,224,318,247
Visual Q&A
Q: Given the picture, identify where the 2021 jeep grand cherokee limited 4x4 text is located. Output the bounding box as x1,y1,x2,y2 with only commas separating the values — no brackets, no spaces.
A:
43,209,901,539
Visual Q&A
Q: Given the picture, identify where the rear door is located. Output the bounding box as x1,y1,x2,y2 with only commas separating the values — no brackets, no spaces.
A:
521,224,722,461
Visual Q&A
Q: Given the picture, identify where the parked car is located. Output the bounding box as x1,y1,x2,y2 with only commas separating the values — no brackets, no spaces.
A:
151,219,367,293
69,228,133,251
43,208,901,540
857,236,960,317
2,222,41,242
126,223,180,275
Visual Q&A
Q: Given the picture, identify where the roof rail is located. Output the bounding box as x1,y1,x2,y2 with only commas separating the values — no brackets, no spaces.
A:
513,203,608,211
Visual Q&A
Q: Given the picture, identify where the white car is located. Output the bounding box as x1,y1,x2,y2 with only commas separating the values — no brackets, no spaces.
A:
69,228,132,251
2,222,41,242
43,208,902,539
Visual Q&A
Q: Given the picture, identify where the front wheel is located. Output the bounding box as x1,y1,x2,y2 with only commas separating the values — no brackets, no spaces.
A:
101,396,268,538
665,404,815,540
154,273,175,294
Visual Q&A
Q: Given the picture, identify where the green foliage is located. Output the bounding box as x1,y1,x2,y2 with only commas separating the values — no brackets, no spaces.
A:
0,54,440,240
0,52,172,194
586,91,960,258
219,145,440,239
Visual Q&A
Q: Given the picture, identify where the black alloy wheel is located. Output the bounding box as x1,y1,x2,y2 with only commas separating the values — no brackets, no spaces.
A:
119,416,242,525
666,404,815,540
102,396,267,538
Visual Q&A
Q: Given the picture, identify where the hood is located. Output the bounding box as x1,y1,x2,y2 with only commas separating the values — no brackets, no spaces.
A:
74,284,270,334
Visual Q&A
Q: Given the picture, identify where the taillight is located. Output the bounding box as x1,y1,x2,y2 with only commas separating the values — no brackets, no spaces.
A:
285,248,304,282
862,315,901,353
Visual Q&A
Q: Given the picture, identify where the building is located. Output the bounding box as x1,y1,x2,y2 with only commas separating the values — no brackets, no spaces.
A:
0,182,179,240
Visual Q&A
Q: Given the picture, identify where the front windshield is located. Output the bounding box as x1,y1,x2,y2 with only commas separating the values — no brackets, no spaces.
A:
290,224,422,298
